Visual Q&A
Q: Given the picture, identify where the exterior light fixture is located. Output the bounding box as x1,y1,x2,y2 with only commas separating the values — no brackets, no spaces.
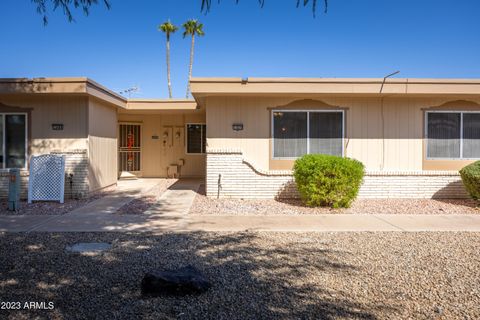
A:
163,132,169,138
232,123,244,131
175,131,181,139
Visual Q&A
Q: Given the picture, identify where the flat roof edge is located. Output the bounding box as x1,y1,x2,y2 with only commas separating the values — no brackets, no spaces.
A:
127,98,196,103
190,77,480,85
0,77,127,108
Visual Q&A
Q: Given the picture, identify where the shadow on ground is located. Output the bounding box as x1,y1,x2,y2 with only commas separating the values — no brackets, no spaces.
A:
0,231,393,319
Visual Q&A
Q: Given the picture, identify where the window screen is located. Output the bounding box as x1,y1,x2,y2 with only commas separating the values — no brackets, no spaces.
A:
427,112,480,159
273,111,344,158
309,112,343,156
187,124,206,154
5,114,26,168
427,113,461,158
463,113,480,158
273,112,307,158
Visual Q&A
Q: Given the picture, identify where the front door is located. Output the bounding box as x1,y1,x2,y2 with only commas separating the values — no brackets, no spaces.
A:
118,123,141,176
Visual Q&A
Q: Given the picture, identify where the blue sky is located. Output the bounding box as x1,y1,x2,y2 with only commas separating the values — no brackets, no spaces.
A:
1,0,479,98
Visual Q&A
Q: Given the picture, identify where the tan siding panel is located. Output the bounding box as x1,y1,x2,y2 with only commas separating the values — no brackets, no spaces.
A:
0,95,88,153
88,98,118,191
205,96,480,172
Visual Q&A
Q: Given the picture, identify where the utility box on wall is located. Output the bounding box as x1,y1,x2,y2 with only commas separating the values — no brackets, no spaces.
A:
8,169,21,211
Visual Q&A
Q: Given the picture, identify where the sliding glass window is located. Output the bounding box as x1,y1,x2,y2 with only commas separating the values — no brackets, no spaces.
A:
426,111,480,159
0,113,27,169
272,110,344,158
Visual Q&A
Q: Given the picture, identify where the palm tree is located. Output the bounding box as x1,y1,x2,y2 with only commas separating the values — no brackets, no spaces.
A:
158,20,178,99
183,19,205,98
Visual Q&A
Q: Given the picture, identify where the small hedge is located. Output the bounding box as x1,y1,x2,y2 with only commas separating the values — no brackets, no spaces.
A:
293,154,365,208
460,161,480,200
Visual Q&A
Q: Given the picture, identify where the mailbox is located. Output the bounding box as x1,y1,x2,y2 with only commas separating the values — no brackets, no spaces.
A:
8,168,21,211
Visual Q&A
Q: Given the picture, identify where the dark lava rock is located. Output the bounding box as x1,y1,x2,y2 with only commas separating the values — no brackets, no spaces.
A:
141,265,211,296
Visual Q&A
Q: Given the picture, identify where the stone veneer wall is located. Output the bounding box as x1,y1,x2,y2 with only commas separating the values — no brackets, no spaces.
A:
206,149,468,199
0,150,89,200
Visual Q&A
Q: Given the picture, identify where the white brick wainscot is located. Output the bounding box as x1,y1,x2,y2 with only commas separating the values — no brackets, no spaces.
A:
206,149,468,199
0,150,89,199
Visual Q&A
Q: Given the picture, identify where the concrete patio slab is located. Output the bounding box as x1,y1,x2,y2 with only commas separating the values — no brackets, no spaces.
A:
67,178,164,215
144,180,200,216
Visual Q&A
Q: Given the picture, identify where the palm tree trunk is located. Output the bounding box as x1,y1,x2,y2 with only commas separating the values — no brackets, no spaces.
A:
186,35,195,98
166,35,172,99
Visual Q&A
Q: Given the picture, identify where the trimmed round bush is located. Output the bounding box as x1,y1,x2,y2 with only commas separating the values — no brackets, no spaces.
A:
460,161,480,200
293,154,365,208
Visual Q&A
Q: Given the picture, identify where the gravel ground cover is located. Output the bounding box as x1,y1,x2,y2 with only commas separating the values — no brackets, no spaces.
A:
0,231,479,319
190,185,479,215
0,186,116,216
116,179,178,215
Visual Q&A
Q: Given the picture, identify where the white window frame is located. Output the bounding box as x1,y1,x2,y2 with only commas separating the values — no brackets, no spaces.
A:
0,112,28,170
271,109,345,160
425,110,480,160
185,123,206,155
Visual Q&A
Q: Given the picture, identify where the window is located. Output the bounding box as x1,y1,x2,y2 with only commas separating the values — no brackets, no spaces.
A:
272,110,344,158
426,111,480,159
0,113,27,169
186,124,206,154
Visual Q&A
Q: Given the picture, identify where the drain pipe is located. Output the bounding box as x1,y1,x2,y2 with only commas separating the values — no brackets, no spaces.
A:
379,71,400,170
68,173,74,199
217,174,222,199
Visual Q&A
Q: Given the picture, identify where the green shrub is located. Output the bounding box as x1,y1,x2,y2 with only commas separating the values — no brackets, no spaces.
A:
460,161,480,200
293,154,365,208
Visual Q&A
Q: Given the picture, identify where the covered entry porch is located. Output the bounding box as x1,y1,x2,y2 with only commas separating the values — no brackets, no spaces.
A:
118,99,206,179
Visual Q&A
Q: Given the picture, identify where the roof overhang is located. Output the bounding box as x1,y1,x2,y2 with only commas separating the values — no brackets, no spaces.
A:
191,77,480,104
123,99,200,114
0,77,127,108
0,78,202,112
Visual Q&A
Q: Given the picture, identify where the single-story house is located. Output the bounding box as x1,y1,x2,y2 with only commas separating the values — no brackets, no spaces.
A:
1,77,479,199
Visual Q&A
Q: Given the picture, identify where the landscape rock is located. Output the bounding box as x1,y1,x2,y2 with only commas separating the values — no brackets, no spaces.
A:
141,265,211,296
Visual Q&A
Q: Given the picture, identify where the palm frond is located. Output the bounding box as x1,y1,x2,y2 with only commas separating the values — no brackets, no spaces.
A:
201,0,327,15
159,20,179,34
31,0,111,25
183,19,205,38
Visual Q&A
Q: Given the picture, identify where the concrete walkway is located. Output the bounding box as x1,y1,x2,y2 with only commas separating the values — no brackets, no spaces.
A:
67,178,163,215
24,179,201,232
186,214,480,232
1,213,480,233
0,177,479,232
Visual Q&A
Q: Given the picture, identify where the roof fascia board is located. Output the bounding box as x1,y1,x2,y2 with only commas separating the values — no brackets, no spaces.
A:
190,78,480,96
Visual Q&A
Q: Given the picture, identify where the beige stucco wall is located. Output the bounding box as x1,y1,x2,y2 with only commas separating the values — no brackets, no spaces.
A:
0,95,88,153
88,97,118,191
0,95,91,198
205,96,480,172
118,111,206,178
